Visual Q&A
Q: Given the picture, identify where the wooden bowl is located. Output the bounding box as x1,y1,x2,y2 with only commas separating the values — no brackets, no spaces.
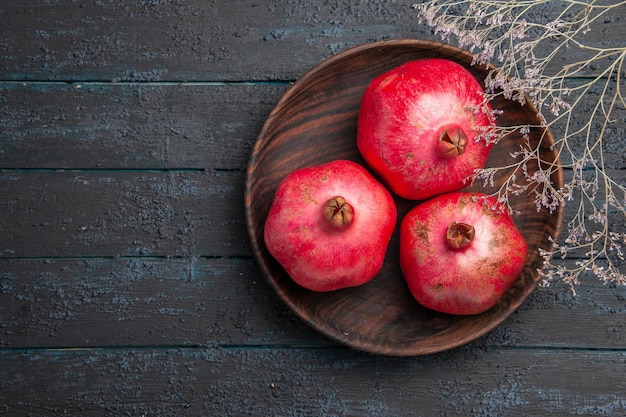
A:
245,39,564,356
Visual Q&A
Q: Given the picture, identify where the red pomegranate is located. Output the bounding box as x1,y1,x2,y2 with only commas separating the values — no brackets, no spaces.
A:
357,58,495,200
264,160,397,292
399,192,528,315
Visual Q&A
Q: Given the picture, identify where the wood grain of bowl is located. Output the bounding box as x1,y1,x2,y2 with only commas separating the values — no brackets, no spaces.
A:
245,39,564,356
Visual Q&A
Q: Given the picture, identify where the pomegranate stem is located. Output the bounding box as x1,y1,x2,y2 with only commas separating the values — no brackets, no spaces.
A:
436,125,468,158
323,196,354,230
446,221,475,249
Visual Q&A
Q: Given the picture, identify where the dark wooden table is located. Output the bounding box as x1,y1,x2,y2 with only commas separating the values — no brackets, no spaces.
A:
1,2,626,416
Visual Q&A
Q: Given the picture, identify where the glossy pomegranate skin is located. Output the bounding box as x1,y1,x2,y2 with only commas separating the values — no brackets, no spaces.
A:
357,58,495,200
264,160,397,292
399,192,528,315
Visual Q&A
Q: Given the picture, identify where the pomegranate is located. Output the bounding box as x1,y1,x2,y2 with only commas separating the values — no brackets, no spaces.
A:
357,58,495,200
399,192,528,315
264,159,397,292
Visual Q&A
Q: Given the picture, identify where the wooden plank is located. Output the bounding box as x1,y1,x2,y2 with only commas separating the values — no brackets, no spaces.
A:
1,257,626,350
0,257,326,349
1,80,623,171
0,0,432,81
1,346,625,416
488,271,626,349
0,82,287,170
0,0,623,82
0,170,249,257
2,167,623,259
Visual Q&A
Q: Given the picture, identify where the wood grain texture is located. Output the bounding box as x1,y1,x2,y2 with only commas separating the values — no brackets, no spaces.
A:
0,170,249,257
2,257,626,350
0,257,324,349
0,0,623,82
1,347,626,417
0,82,287,170
0,169,618,260
0,82,623,170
